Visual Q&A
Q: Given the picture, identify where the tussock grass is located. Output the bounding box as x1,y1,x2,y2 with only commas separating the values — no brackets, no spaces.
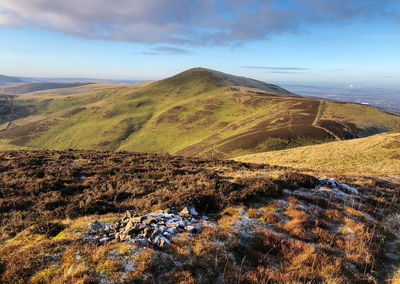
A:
235,131,400,175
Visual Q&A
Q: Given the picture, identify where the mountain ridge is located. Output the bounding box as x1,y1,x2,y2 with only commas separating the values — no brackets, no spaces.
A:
0,68,399,158
0,74,24,86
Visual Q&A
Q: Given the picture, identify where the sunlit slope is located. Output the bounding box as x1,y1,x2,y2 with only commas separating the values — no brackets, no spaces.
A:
0,68,400,158
234,132,400,175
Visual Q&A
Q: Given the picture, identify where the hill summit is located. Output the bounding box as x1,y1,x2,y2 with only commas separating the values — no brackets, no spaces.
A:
159,67,293,95
0,68,399,158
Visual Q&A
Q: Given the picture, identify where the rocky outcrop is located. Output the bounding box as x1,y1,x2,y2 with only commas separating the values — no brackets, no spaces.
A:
85,206,206,248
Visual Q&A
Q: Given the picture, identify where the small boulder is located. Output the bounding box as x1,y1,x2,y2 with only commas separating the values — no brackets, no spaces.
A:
142,216,158,225
130,216,142,223
167,227,178,235
163,232,172,239
126,210,138,218
180,206,198,217
158,236,171,248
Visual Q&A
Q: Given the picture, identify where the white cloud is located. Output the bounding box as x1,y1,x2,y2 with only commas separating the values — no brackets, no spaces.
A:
0,0,398,45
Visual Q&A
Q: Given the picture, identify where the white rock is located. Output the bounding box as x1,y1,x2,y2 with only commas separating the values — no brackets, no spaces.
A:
167,227,178,235
188,206,198,216
163,232,172,239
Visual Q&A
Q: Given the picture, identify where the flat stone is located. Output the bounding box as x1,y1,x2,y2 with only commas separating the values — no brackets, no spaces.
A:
166,222,179,228
163,232,172,239
139,227,152,238
125,220,134,231
119,234,131,241
186,225,201,234
153,235,161,245
158,236,171,248
180,206,198,217
150,229,160,239
99,237,110,244
167,227,178,235
126,210,138,218
130,216,142,223
177,221,186,229
134,223,146,231
143,216,158,225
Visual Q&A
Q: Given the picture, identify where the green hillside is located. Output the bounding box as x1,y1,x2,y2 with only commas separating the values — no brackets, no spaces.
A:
1,68,400,157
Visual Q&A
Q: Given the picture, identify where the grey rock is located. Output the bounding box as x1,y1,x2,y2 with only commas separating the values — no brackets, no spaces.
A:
125,220,134,231
99,237,110,244
166,222,179,228
126,210,138,218
180,206,198,216
150,228,160,239
177,221,186,229
143,216,158,225
140,227,152,238
158,236,171,248
158,225,167,234
163,232,172,239
152,235,161,245
186,225,201,234
167,227,178,235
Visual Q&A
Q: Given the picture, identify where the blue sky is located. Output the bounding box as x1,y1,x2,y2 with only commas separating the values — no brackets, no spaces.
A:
0,0,399,87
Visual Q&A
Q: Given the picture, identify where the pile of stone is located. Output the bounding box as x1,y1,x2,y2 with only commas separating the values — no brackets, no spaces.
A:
85,206,204,248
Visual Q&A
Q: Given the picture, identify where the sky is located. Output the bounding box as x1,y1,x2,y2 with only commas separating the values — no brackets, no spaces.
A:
0,0,400,88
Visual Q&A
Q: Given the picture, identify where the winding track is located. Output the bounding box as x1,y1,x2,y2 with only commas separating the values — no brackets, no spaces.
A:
312,100,341,141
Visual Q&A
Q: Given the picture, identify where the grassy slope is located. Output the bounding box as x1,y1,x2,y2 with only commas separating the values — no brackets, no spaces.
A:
234,131,400,175
0,68,400,158
321,101,400,134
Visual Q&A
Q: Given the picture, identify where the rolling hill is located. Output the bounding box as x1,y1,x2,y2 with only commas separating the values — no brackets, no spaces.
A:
0,74,23,86
235,131,400,175
0,82,94,95
0,68,400,157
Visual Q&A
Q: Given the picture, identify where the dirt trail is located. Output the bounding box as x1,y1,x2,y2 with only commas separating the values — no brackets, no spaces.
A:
312,100,341,141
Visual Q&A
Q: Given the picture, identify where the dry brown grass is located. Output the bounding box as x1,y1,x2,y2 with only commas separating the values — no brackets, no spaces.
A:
235,131,400,175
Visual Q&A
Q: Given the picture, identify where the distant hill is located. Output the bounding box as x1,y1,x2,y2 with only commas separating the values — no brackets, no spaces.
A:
234,131,400,175
0,68,399,157
0,74,24,86
0,82,93,95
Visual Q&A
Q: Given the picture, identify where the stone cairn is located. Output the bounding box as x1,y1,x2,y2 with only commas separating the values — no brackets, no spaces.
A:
86,206,205,248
